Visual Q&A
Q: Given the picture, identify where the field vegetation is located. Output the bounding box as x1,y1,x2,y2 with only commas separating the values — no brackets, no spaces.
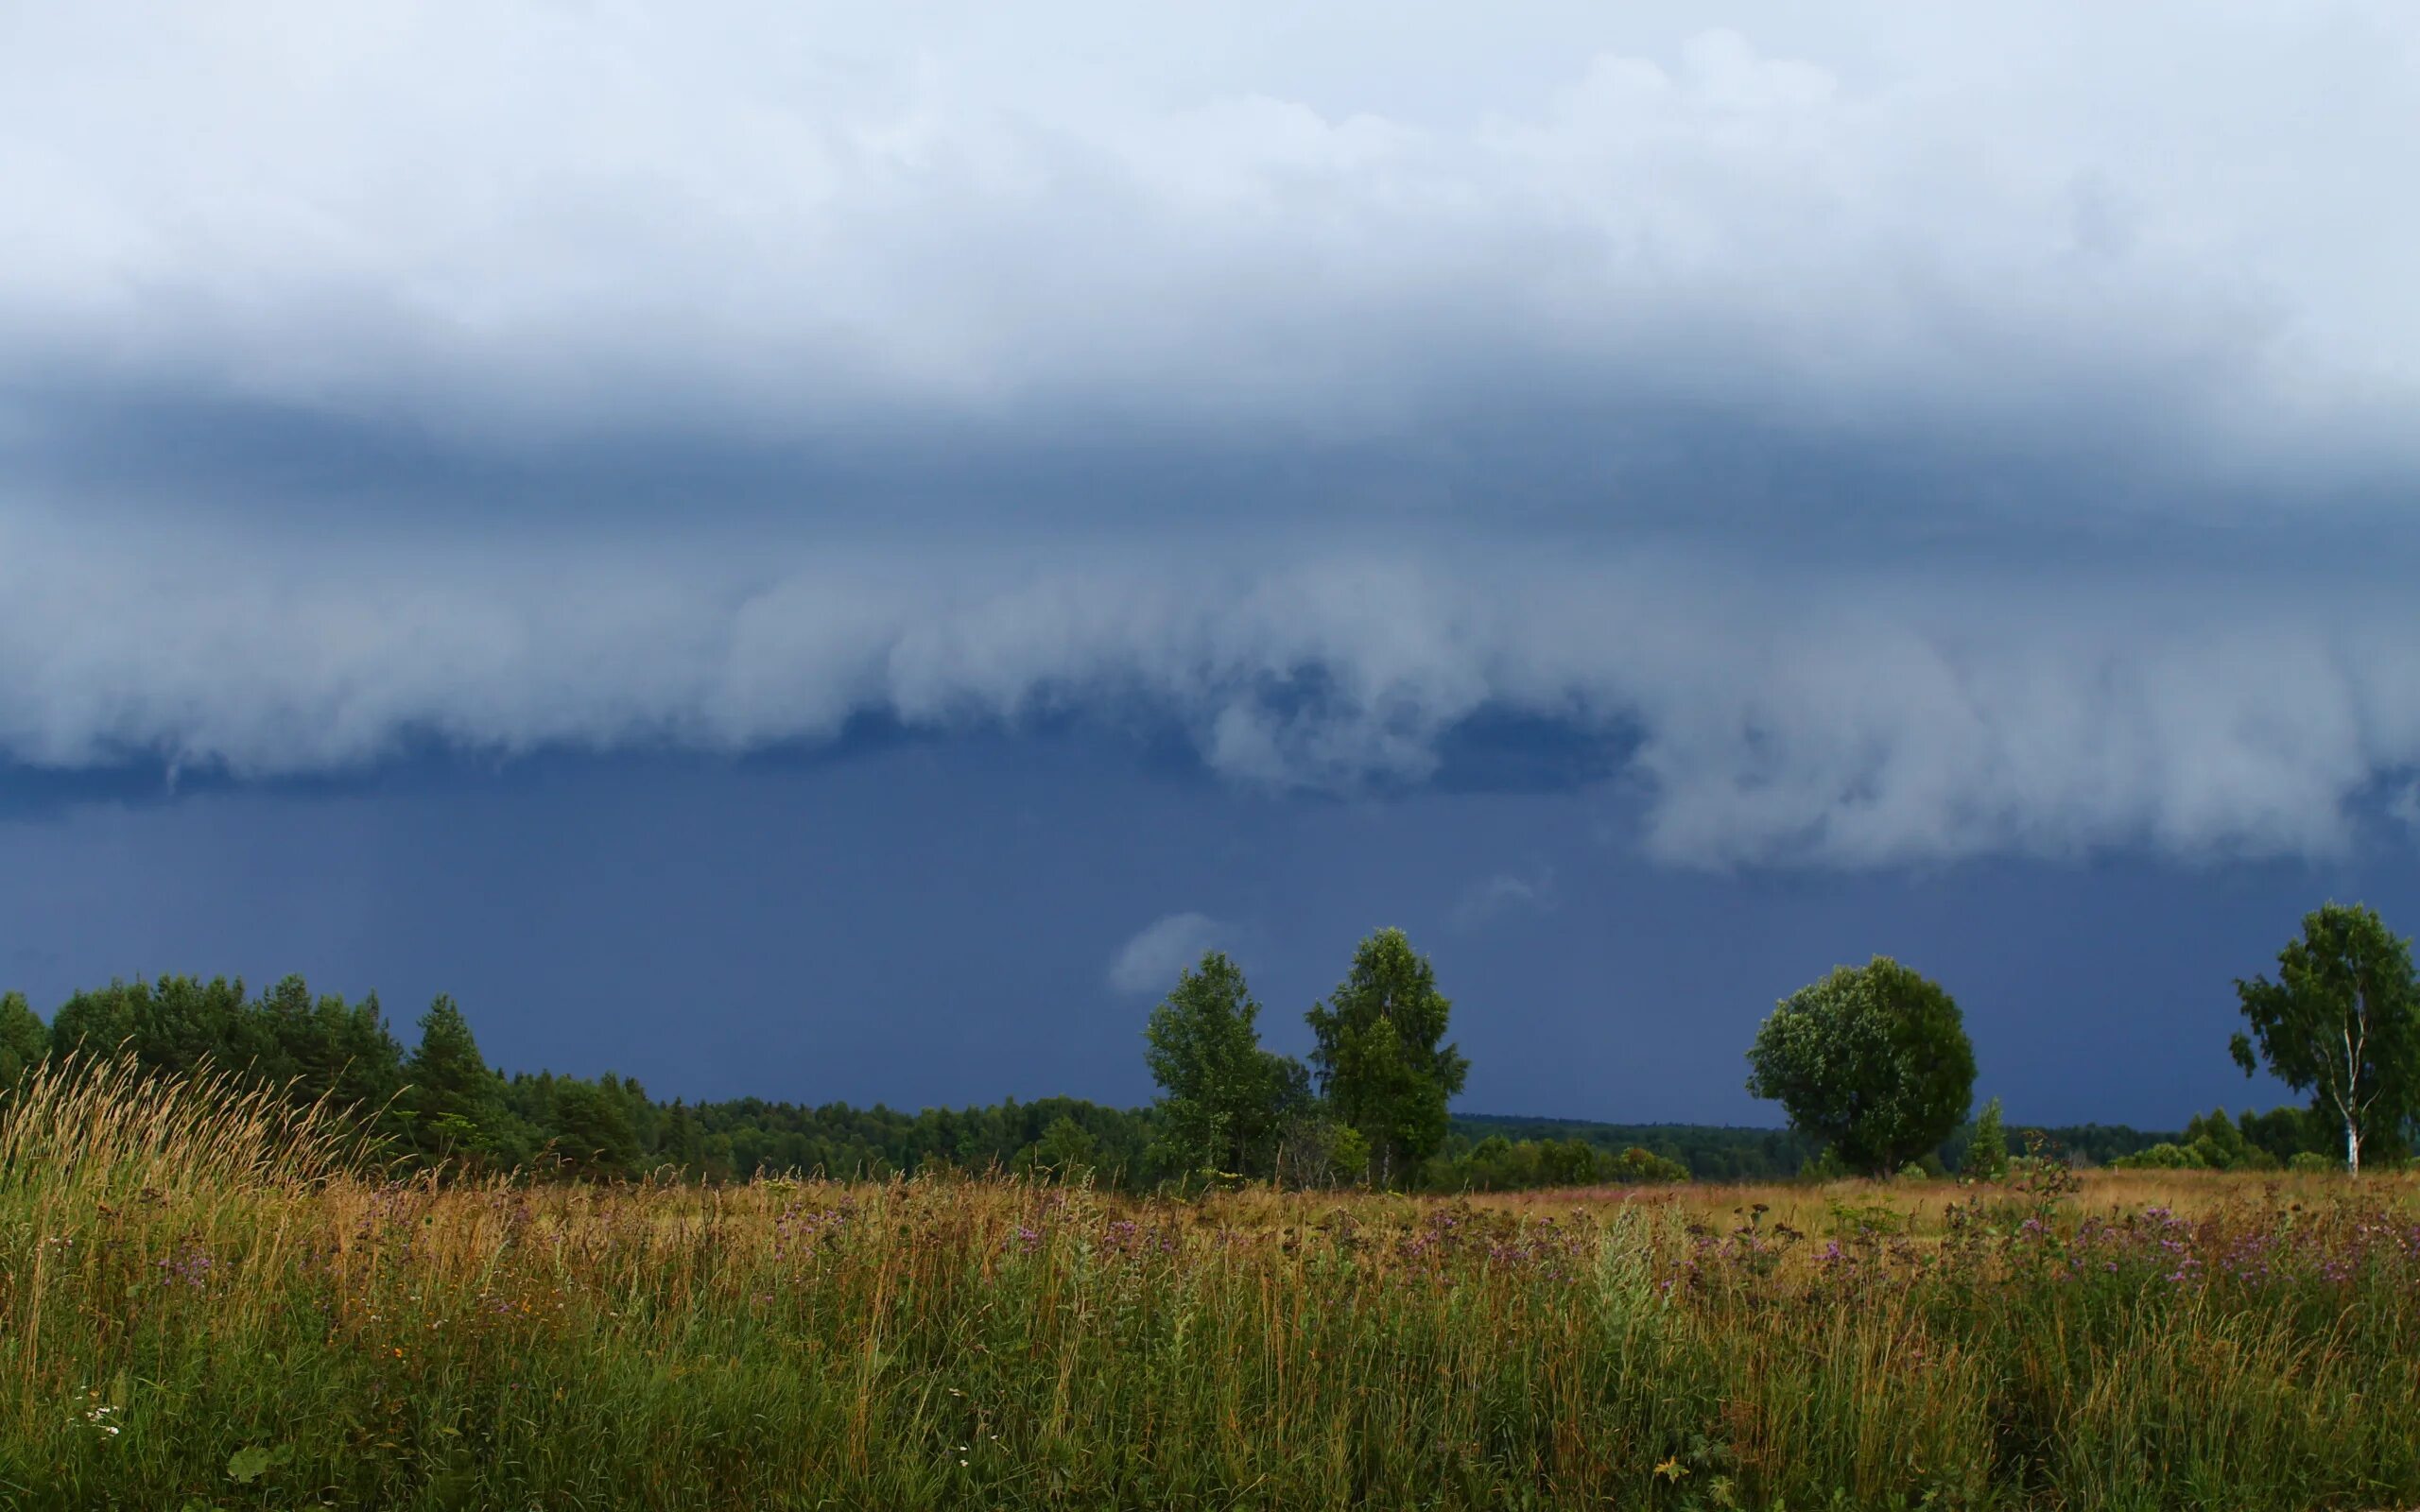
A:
5,1055,2418,1511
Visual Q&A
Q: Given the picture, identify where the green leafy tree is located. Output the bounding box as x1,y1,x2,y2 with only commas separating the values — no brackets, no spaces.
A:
1020,1114,1099,1182
1324,1125,1371,1188
1305,928,1469,1188
1745,955,1976,1177
1963,1096,2010,1180
1143,952,1298,1182
2231,902,2420,1177
49,976,254,1074
0,990,47,1087
403,995,503,1169
2237,1104,2338,1167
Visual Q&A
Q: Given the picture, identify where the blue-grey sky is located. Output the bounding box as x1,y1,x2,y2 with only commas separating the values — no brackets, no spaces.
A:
4,2,2419,1125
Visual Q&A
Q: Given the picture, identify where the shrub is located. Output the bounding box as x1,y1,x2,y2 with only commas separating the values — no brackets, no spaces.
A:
2111,1142,2204,1171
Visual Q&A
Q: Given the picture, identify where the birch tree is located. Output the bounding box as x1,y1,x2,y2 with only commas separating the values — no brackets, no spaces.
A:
1145,952,1301,1182
1306,929,1469,1189
2231,903,2420,1177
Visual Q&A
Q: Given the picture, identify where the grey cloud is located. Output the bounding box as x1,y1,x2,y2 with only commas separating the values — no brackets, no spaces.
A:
7,516,2420,868
1108,912,1228,995
8,5,2420,872
2392,782,2420,836
1,4,2415,505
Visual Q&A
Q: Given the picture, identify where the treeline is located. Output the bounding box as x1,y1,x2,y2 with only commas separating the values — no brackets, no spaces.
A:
0,977,1160,1183
0,967,1638,1192
0,969,2316,1187
2108,1106,2350,1173
1449,1112,2199,1181
1451,1115,1817,1182
5,898,2396,1189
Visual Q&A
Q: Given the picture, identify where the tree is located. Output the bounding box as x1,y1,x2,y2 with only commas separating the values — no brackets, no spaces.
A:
403,995,503,1168
1745,955,1976,1177
1305,928,1469,1188
1020,1115,1098,1182
2231,902,2420,1177
1144,952,1298,1182
1963,1095,2010,1180
0,991,46,1088
544,1079,640,1177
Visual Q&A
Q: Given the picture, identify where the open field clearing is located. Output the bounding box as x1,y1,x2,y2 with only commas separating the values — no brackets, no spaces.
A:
5,1061,2419,1510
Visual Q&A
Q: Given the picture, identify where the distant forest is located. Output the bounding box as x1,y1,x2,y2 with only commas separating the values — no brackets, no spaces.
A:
0,972,2221,1189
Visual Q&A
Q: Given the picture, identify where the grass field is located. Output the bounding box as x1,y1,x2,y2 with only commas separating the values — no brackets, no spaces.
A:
5,1057,2418,1510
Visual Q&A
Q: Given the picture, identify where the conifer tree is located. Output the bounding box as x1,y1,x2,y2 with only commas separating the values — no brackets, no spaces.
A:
404,995,502,1167
1963,1095,2009,1180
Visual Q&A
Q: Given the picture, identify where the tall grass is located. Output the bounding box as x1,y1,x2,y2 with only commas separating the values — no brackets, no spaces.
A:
3,1059,2416,1510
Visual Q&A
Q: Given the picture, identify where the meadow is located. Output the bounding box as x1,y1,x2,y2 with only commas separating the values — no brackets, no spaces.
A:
5,1057,2419,1511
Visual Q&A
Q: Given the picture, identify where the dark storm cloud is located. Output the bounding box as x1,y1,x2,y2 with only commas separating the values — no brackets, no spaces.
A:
4,2,2420,867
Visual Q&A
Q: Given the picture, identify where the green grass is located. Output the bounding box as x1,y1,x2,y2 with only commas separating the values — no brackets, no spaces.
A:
5,1057,2418,1510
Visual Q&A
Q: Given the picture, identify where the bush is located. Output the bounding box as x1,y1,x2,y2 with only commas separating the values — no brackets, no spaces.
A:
1601,1145,1690,1184
2110,1142,2204,1171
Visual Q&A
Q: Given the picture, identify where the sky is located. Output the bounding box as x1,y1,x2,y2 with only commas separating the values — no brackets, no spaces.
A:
4,2,2419,1126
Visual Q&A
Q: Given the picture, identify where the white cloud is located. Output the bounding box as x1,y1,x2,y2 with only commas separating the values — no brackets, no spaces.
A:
0,4,2413,485
1107,911,1227,995
1453,868,1555,929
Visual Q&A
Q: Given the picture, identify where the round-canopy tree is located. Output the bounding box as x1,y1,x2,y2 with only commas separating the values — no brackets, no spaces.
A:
1745,955,1976,1177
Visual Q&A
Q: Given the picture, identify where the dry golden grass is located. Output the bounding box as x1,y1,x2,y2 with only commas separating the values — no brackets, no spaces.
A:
5,1058,2418,1510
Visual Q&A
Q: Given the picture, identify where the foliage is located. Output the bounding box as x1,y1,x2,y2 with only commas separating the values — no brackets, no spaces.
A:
1424,1134,1688,1193
1744,956,1977,1177
2111,1141,2204,1171
2232,902,2420,1175
1452,1114,1813,1181
1962,1096,2010,1179
0,989,46,1087
403,995,506,1168
1142,952,1302,1183
1305,928,1469,1188
1015,1114,1098,1181
0,973,1169,1186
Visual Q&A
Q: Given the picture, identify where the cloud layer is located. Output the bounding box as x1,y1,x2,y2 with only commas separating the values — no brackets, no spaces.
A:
5,4,2420,868
8,516,2417,867
6,3,2416,486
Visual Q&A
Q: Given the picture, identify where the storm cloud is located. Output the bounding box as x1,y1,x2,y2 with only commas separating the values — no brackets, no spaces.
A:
5,1,2419,868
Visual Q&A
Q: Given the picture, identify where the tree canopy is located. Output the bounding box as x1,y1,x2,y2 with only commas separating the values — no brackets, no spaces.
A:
1305,928,1469,1188
0,991,46,1088
2231,902,2420,1176
1745,955,1976,1177
1143,952,1303,1183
